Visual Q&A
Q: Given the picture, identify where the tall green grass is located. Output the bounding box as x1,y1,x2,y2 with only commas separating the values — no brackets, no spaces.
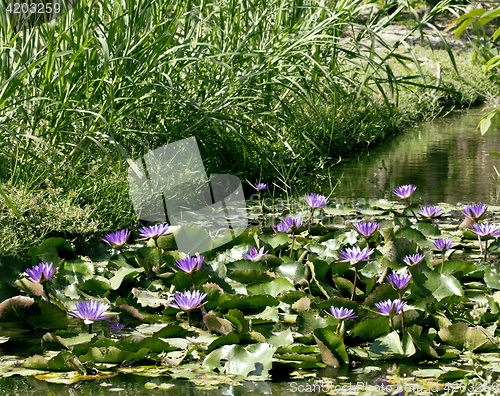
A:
0,0,457,175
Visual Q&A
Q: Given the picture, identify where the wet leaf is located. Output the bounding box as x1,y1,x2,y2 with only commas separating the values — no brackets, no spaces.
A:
0,296,68,329
350,316,390,340
218,295,279,311
246,278,295,297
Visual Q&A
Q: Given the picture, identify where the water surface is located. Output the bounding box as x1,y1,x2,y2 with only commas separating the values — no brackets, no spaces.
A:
327,105,500,205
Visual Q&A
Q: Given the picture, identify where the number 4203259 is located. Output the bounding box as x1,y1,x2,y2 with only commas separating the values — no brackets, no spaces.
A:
6,2,61,14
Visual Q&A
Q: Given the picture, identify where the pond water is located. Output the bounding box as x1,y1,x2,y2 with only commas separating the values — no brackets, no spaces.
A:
326,105,500,205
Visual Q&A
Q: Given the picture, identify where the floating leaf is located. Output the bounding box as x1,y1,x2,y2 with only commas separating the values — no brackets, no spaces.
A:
296,311,337,335
313,326,348,366
0,296,68,329
109,267,144,290
368,331,416,359
228,269,274,284
246,278,295,297
438,322,497,352
350,316,390,340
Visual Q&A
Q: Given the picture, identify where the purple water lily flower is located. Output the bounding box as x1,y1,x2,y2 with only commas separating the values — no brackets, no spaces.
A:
69,300,111,325
434,238,453,251
387,272,412,290
353,221,381,238
273,222,291,233
136,223,170,240
102,229,131,248
254,183,267,191
304,193,328,209
418,206,442,218
338,246,375,265
392,184,417,199
25,262,59,284
330,306,357,320
463,204,487,221
168,290,207,311
283,216,303,229
402,253,425,267
471,222,500,237
243,246,268,260
175,255,204,274
373,298,406,318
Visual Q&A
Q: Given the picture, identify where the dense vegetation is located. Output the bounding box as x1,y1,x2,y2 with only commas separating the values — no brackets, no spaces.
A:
0,0,499,251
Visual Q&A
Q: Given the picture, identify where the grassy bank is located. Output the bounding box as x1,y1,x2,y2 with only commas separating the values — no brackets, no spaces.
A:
0,0,498,254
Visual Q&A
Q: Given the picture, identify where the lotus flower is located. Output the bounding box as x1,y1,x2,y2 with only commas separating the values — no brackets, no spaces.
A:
304,193,328,208
283,216,303,229
168,290,207,311
471,223,500,262
471,222,500,238
69,300,111,333
338,246,375,301
434,238,453,251
402,254,425,267
353,222,381,239
387,272,412,290
373,298,406,318
25,262,59,284
418,206,442,218
273,222,291,233
338,246,375,265
463,204,487,221
434,238,453,274
330,306,357,320
254,183,267,191
136,224,170,240
102,229,131,248
392,184,416,199
243,246,268,260
175,255,204,274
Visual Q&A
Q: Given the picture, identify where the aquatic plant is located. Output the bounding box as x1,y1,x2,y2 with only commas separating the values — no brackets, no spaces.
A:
471,222,500,261
402,253,425,267
175,256,204,275
373,298,406,333
353,221,381,242
242,247,268,260
273,222,291,233
69,300,111,334
168,290,207,326
463,204,487,222
102,229,131,249
393,184,418,220
329,306,357,340
434,238,453,274
304,193,328,225
136,224,170,240
338,246,375,301
25,262,60,303
418,206,442,219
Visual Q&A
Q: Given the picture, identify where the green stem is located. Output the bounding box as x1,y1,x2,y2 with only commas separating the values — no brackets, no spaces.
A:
88,323,93,334
42,283,51,303
405,198,418,221
441,251,445,274
351,263,358,301
289,232,295,259
399,291,405,334
306,207,314,226
187,310,191,327
484,239,489,262
478,234,483,255
390,317,395,332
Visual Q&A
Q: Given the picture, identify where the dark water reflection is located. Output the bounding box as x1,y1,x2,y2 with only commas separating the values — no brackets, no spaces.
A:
327,105,500,205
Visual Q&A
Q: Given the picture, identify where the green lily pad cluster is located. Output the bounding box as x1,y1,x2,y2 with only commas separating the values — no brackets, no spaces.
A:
2,190,500,387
